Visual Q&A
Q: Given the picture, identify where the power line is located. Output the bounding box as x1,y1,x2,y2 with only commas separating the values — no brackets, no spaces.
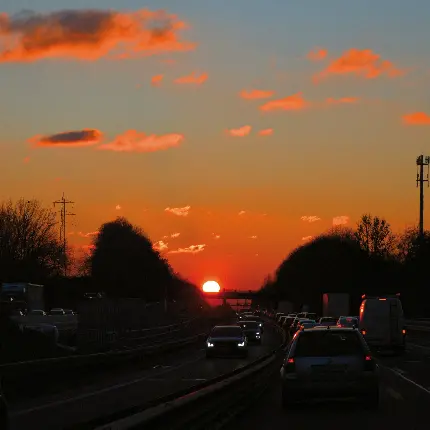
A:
53,192,75,276
416,155,429,237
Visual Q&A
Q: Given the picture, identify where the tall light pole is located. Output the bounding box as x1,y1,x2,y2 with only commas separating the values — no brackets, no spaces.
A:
416,155,430,237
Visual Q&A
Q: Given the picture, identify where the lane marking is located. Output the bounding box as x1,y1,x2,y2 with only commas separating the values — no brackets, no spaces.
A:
12,354,205,416
392,367,406,375
181,378,206,382
383,365,430,395
385,387,403,400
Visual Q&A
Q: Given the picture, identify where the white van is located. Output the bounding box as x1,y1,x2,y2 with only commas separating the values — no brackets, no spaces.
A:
359,295,406,353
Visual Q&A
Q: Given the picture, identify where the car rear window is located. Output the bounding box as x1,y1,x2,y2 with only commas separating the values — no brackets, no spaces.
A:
320,318,338,323
339,317,358,325
294,331,364,357
211,327,242,337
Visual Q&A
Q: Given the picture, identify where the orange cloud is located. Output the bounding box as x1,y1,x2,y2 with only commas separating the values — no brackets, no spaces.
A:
239,89,275,100
258,128,273,136
165,206,190,216
249,235,257,239
307,47,328,61
326,97,359,105
314,49,404,82
302,236,313,241
97,130,184,152
29,129,103,148
333,216,349,226
23,156,30,163
260,92,308,112
402,112,430,125
174,72,208,85
0,9,195,63
151,74,164,86
227,125,252,137
301,216,321,223
115,205,121,210
238,210,246,216
78,231,98,238
169,244,206,254
153,240,168,251
212,233,220,239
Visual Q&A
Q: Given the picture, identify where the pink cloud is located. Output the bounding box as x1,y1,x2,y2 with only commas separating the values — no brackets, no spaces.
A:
258,128,273,136
260,92,308,112
97,130,184,152
151,74,164,86
239,89,275,100
227,125,252,137
174,72,208,85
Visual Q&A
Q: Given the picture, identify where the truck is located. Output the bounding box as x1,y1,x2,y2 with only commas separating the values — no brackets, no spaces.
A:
322,293,350,318
1,282,44,312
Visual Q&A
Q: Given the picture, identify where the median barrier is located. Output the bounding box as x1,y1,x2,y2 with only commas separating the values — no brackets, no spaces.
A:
80,321,286,430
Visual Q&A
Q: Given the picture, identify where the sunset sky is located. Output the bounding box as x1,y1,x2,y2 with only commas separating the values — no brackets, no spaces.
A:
1,0,430,290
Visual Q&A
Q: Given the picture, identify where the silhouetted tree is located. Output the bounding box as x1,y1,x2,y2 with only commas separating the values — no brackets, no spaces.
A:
87,217,175,300
0,199,64,282
355,214,396,258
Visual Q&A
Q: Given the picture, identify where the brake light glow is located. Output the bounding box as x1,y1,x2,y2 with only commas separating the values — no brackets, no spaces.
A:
402,329,406,335
365,355,372,361
287,358,294,364
361,329,366,335
379,298,387,301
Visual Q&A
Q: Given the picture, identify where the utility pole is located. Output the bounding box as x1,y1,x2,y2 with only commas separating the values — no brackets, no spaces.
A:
53,192,75,276
416,155,430,237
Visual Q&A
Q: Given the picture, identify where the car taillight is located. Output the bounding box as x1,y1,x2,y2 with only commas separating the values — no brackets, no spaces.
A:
284,357,296,372
402,329,406,335
364,355,375,371
361,329,366,335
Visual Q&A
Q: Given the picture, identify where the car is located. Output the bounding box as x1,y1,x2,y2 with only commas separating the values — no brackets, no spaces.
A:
280,327,379,409
243,315,264,333
206,325,248,358
337,316,359,328
238,320,262,343
318,317,338,326
298,320,317,330
289,318,310,335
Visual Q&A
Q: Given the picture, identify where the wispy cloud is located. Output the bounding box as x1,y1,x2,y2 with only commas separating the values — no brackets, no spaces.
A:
78,231,99,238
0,9,194,63
227,125,252,137
29,129,103,148
301,216,321,223
212,233,220,239
314,48,404,82
153,240,168,251
239,89,274,100
260,92,308,112
169,244,206,254
174,72,208,84
307,47,328,61
23,156,30,163
333,215,349,226
326,97,359,105
402,112,430,125
238,210,246,216
258,128,274,136
302,236,313,241
151,74,164,86
249,235,257,239
115,204,121,210
165,206,190,216
97,130,184,152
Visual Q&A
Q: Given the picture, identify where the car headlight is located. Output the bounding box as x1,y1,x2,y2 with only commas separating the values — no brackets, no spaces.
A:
259,323,262,327
207,342,214,347
256,332,260,335
238,341,245,347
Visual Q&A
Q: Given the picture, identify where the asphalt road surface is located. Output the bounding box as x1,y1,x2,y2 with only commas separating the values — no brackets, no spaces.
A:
9,323,282,430
226,340,430,430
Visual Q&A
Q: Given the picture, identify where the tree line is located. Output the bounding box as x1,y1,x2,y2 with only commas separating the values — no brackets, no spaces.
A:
257,214,430,317
0,198,203,308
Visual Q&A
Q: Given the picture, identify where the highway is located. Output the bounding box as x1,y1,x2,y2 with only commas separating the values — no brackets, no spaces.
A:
226,342,430,430
9,323,282,429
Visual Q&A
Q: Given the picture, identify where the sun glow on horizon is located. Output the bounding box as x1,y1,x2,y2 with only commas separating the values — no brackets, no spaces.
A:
202,280,221,293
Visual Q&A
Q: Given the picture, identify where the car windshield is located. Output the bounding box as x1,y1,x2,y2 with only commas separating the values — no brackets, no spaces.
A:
240,321,259,329
294,331,364,357
211,327,243,337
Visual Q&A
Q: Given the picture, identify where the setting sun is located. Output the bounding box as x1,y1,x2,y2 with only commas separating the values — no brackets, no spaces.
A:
202,280,221,293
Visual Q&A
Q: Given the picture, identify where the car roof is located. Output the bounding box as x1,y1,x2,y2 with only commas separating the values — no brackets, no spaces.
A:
308,326,357,331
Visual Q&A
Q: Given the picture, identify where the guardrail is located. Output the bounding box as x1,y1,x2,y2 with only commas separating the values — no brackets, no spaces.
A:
78,322,287,430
